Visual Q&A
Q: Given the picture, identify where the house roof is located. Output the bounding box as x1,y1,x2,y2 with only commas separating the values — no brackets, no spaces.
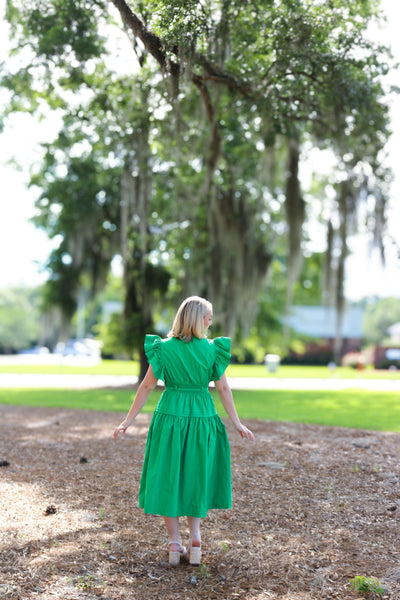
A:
288,305,364,339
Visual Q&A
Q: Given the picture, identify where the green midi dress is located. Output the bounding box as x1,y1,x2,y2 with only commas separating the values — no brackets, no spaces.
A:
138,334,232,518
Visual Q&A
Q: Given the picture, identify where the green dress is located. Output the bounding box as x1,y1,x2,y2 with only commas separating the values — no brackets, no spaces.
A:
138,334,232,518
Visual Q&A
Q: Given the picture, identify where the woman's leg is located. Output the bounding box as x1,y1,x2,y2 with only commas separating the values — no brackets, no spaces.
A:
187,517,201,547
163,516,181,552
187,517,202,564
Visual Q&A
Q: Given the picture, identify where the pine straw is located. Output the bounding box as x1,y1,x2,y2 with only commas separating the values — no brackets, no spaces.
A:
1,404,400,600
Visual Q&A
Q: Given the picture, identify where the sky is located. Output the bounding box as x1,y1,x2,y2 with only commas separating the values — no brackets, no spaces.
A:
344,0,400,300
0,0,399,301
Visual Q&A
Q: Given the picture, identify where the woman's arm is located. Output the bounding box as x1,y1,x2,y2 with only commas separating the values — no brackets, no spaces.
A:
214,373,255,441
113,365,158,439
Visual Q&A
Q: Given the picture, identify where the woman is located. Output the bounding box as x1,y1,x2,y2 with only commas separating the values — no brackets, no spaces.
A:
113,296,255,566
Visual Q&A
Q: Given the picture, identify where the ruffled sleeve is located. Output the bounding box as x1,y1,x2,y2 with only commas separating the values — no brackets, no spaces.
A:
144,334,164,381
211,337,231,381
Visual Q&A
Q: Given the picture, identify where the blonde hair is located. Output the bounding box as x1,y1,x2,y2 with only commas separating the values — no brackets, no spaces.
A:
168,296,212,341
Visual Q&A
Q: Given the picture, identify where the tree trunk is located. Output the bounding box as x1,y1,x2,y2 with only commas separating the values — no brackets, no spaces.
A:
333,181,349,364
283,137,305,340
120,88,153,383
323,220,334,305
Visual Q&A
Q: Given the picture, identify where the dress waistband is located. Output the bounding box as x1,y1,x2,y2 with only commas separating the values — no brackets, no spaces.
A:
165,385,209,392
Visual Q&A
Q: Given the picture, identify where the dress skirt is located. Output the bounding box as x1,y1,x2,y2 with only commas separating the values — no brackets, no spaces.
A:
138,387,232,518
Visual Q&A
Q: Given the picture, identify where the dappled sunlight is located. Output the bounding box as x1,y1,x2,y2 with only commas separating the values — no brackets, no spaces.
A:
1,478,111,547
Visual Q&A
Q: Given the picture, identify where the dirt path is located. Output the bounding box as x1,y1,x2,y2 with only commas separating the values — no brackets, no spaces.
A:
1,405,400,599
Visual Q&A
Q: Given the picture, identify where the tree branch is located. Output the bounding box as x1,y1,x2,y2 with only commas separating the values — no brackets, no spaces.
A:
195,54,253,98
110,0,180,79
109,0,253,100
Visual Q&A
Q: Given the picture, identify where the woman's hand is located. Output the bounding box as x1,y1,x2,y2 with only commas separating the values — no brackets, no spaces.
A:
113,420,130,440
214,375,255,442
236,423,255,441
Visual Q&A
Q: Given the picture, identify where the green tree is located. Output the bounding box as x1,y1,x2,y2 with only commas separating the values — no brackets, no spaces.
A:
0,288,42,353
28,70,172,375
1,0,394,371
109,0,393,346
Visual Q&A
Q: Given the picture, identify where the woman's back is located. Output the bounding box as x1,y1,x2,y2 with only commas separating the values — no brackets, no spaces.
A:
145,335,230,388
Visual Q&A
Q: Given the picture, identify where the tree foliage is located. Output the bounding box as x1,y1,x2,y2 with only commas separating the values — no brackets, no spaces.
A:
1,0,395,369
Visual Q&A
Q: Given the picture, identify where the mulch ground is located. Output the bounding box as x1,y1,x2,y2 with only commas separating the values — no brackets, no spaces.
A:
1,404,400,600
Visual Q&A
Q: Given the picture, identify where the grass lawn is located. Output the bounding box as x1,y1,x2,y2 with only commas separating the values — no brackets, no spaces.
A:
1,387,400,432
0,359,139,376
0,359,399,379
227,364,400,380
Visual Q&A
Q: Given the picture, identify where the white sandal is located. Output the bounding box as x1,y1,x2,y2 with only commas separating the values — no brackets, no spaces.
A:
168,541,187,566
189,539,201,565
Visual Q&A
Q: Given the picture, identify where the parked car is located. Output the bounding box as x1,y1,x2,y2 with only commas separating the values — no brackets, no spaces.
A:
19,346,50,355
54,338,101,358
